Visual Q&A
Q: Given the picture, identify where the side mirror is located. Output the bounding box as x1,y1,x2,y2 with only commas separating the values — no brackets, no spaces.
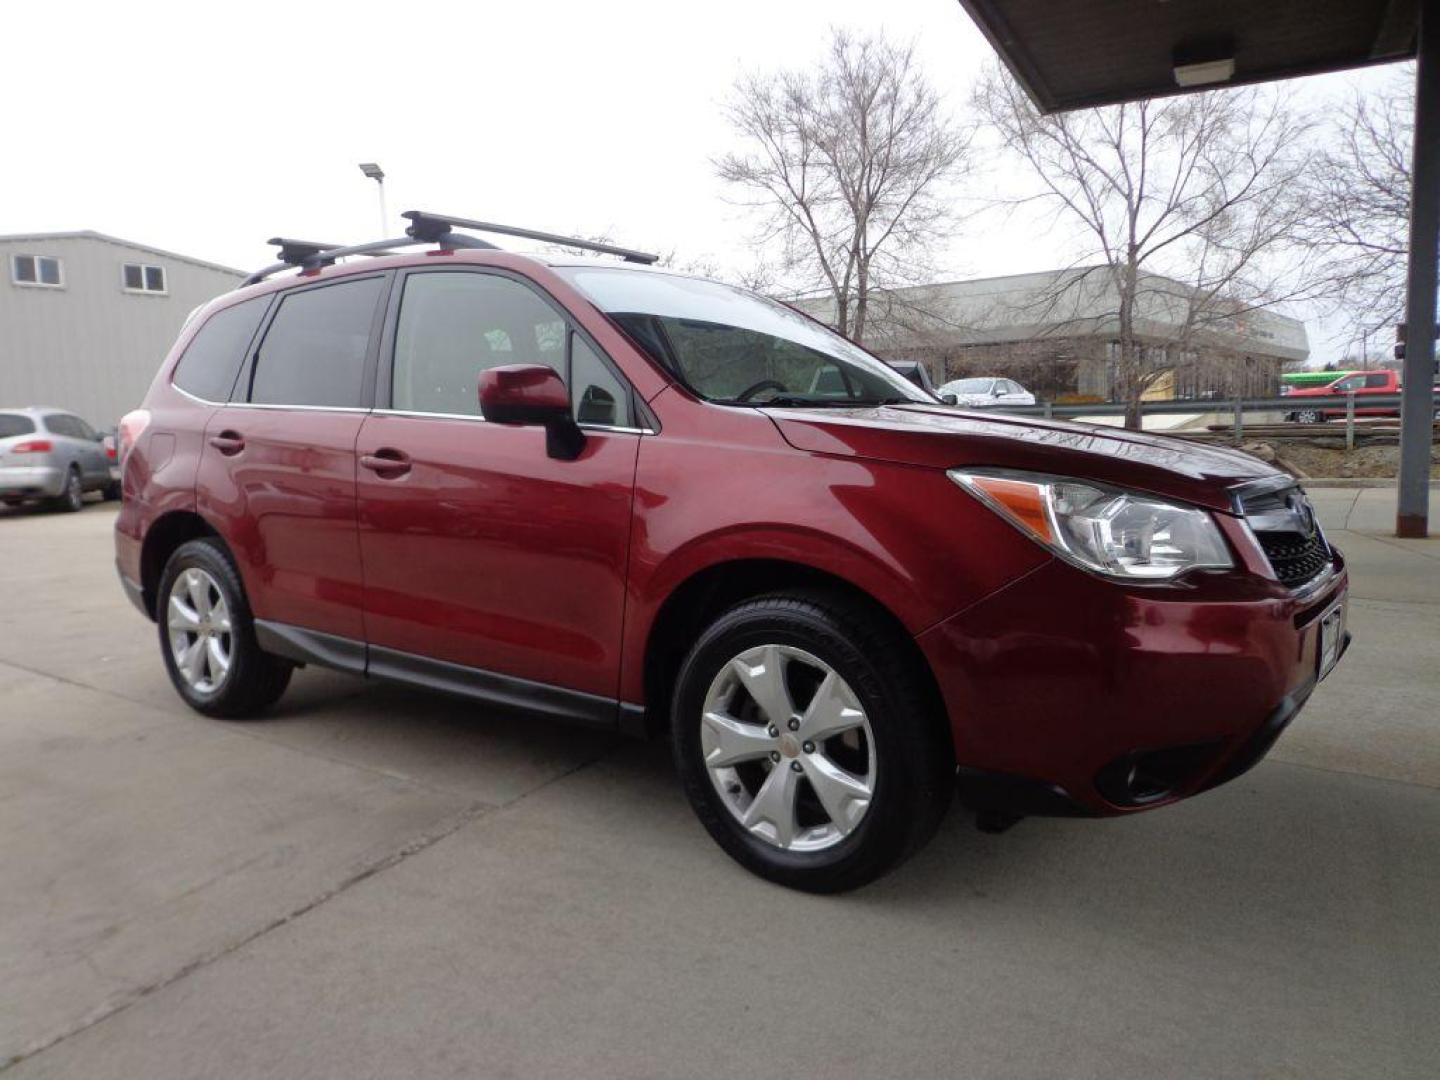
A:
478,364,585,460
992,386,1003,397
940,392,958,406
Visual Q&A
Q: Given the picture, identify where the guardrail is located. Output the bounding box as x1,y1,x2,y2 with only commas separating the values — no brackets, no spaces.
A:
997,392,1429,449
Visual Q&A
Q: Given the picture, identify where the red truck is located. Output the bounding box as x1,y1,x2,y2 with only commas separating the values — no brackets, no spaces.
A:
1284,370,1401,423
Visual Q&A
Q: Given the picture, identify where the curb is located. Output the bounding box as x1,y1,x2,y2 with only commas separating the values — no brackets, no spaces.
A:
1300,478,1440,489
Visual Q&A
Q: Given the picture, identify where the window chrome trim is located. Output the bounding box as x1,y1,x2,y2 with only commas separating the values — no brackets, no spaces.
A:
171,384,368,414
370,407,652,434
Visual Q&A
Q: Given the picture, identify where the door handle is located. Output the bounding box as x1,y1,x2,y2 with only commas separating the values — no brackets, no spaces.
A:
208,431,244,455
359,449,412,477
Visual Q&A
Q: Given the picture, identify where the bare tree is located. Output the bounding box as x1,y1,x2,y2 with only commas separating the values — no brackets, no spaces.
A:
975,67,1314,427
716,30,971,343
1298,69,1413,343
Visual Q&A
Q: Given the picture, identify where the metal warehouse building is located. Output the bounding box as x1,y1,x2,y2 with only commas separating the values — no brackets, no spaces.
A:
799,267,1308,402
1,232,242,428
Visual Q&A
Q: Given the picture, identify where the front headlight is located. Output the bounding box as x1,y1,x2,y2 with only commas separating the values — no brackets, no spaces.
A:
949,469,1233,580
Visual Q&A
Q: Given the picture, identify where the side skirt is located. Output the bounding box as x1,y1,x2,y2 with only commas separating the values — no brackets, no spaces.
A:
254,619,627,731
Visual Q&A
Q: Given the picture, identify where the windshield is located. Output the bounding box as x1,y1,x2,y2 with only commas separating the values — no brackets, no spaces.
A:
947,378,994,395
554,267,931,406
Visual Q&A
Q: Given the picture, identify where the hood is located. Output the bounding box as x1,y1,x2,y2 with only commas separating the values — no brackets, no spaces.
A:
763,403,1282,513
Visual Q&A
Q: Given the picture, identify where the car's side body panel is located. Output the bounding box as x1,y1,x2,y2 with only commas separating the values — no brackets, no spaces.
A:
354,413,641,699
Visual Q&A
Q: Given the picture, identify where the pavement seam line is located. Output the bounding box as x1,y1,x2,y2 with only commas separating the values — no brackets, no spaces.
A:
0,740,621,1073
0,800,492,1073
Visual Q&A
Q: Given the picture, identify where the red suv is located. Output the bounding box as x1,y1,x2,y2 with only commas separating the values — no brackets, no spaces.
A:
115,212,1349,891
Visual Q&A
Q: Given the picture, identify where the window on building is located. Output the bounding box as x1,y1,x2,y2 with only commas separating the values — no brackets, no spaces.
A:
248,277,384,408
11,254,63,287
173,297,270,402
122,263,167,294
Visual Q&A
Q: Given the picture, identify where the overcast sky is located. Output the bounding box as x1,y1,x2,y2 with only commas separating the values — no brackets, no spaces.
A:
5,0,1405,361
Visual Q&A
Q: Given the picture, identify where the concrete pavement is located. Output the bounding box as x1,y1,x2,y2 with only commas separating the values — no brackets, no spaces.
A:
1,493,1437,1078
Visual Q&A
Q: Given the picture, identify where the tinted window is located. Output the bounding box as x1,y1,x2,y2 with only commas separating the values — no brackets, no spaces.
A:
0,414,35,438
1333,376,1363,392
571,333,631,427
392,272,565,416
250,277,384,408
123,264,144,290
44,415,72,438
1365,373,1390,388
173,297,269,403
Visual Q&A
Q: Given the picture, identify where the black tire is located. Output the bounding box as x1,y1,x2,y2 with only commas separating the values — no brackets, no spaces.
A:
156,538,293,718
102,481,122,501
671,591,952,893
51,467,84,513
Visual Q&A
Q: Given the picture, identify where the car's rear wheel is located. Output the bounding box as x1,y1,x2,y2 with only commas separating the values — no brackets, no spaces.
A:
671,592,952,892
1294,408,1323,424
157,538,292,718
51,467,84,513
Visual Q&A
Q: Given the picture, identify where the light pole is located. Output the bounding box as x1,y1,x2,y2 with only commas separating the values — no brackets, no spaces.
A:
358,162,387,236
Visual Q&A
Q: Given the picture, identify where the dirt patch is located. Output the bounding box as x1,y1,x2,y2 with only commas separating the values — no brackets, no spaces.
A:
1238,439,1440,479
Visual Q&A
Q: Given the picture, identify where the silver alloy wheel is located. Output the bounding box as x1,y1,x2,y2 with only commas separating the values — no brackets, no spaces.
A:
167,567,233,694
65,470,82,509
700,644,876,852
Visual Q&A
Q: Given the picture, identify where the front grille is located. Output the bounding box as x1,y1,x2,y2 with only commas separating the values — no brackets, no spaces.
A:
1239,481,1331,590
1255,531,1331,588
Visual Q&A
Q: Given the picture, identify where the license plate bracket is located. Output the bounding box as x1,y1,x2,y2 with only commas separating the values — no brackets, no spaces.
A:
1317,599,1346,681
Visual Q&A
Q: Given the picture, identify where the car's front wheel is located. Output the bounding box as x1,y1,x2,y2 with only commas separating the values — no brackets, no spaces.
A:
1294,408,1323,424
157,538,292,718
671,592,952,892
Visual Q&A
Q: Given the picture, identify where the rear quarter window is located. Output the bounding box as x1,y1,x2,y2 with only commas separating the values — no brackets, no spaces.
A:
173,297,270,403
0,414,35,438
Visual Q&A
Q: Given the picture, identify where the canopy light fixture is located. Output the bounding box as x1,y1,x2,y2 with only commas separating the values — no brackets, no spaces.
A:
1173,58,1235,88
358,162,385,181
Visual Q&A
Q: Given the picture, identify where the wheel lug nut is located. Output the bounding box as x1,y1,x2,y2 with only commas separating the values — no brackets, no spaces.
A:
790,761,803,773
802,741,815,754
769,751,781,763
787,718,799,731
767,725,779,737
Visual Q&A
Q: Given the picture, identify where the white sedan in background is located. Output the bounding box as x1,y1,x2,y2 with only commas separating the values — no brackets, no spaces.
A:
938,377,1036,409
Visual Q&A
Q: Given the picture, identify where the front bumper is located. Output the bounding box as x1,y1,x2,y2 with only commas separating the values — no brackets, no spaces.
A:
0,464,64,498
919,554,1349,817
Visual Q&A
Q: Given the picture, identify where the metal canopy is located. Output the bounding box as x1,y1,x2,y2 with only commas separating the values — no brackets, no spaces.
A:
958,0,1417,113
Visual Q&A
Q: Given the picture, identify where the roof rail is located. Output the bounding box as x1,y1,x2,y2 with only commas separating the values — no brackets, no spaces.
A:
241,232,499,286
402,210,660,264
240,209,657,287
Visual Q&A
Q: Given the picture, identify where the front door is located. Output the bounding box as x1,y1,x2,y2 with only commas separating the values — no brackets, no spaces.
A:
356,268,641,702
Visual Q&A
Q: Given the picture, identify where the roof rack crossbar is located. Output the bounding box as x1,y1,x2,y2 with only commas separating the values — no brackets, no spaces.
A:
402,210,660,264
242,233,498,286
241,207,653,288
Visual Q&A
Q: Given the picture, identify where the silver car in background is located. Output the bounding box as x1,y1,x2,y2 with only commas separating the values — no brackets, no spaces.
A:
0,407,117,512
937,376,1037,410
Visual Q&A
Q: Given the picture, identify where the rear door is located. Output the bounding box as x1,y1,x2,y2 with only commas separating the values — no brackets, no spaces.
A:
355,267,642,704
197,274,389,642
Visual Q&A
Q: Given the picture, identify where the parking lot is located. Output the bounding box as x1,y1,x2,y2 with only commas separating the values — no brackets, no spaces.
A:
2,490,1438,1079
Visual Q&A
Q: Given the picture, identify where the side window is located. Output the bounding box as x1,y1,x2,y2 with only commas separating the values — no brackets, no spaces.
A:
1333,376,1363,392
45,415,77,438
249,277,384,408
1365,373,1390,388
173,297,269,403
571,333,632,427
392,272,565,416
